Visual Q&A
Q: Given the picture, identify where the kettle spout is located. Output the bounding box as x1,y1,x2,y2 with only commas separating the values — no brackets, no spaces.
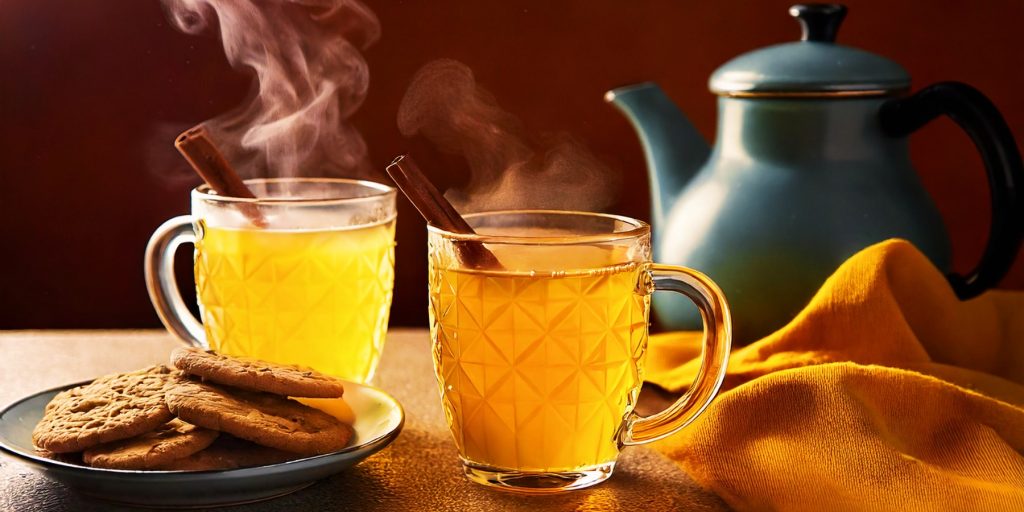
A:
605,83,710,238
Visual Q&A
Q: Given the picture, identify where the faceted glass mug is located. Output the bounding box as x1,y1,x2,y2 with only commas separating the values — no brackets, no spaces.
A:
427,210,731,493
145,178,397,383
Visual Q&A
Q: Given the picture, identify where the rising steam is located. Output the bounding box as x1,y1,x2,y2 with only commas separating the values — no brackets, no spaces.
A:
162,0,379,178
397,59,619,212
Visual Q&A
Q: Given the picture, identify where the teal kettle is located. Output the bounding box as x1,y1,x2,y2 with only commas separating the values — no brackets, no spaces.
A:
606,4,1023,344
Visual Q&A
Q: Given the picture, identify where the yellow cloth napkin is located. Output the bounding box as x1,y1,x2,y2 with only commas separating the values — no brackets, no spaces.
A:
646,239,1024,511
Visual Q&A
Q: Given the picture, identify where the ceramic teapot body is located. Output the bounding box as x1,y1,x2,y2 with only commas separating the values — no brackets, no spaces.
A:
607,5,1022,343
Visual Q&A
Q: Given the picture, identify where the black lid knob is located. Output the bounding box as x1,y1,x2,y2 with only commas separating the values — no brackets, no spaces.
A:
790,4,847,42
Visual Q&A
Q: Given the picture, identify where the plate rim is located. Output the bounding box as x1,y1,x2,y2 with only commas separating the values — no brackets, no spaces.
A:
0,378,405,477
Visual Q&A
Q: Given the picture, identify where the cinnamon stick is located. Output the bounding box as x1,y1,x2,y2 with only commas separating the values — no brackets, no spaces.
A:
386,154,503,270
175,126,267,227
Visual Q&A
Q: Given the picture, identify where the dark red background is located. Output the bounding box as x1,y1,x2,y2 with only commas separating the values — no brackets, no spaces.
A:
1,0,1022,329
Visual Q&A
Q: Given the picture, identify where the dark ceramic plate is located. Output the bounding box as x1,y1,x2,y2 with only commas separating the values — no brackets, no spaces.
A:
0,379,404,508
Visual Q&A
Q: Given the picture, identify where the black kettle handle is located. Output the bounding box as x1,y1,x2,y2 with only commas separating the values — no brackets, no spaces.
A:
879,82,1023,299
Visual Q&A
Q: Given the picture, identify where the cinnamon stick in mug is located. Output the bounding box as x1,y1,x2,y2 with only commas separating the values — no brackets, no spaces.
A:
175,126,267,227
386,154,502,270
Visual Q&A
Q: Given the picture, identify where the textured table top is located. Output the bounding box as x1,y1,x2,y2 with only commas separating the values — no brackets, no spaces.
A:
0,329,728,511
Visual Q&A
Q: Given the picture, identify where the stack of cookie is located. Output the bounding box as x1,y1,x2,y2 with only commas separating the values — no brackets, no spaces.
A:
32,347,354,471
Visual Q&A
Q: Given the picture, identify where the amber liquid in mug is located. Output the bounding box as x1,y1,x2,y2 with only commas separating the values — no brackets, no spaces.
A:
430,243,650,472
195,220,395,382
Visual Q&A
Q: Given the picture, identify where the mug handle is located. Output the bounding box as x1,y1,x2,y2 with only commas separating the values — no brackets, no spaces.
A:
622,264,731,446
143,215,207,348
879,82,1023,299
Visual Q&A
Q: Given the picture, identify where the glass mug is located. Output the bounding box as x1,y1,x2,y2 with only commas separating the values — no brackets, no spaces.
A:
427,210,731,493
145,178,397,383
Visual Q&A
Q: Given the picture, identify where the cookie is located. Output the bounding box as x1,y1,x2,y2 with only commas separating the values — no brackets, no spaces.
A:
34,448,84,465
82,418,219,470
154,435,296,471
170,347,345,398
165,376,353,456
32,366,176,453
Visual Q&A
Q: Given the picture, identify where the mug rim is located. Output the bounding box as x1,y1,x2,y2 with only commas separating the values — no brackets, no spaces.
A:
427,209,651,245
192,177,396,206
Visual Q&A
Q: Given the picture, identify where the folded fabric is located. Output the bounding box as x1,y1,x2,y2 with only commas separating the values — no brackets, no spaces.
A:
646,239,1024,511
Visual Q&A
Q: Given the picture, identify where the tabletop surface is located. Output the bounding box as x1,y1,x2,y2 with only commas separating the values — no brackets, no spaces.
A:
0,329,728,512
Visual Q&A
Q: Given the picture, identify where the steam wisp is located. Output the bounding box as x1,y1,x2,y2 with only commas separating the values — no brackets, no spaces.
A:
397,59,618,212
162,0,379,179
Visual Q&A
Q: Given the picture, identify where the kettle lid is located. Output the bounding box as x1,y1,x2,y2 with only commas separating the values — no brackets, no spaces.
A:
709,4,910,97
